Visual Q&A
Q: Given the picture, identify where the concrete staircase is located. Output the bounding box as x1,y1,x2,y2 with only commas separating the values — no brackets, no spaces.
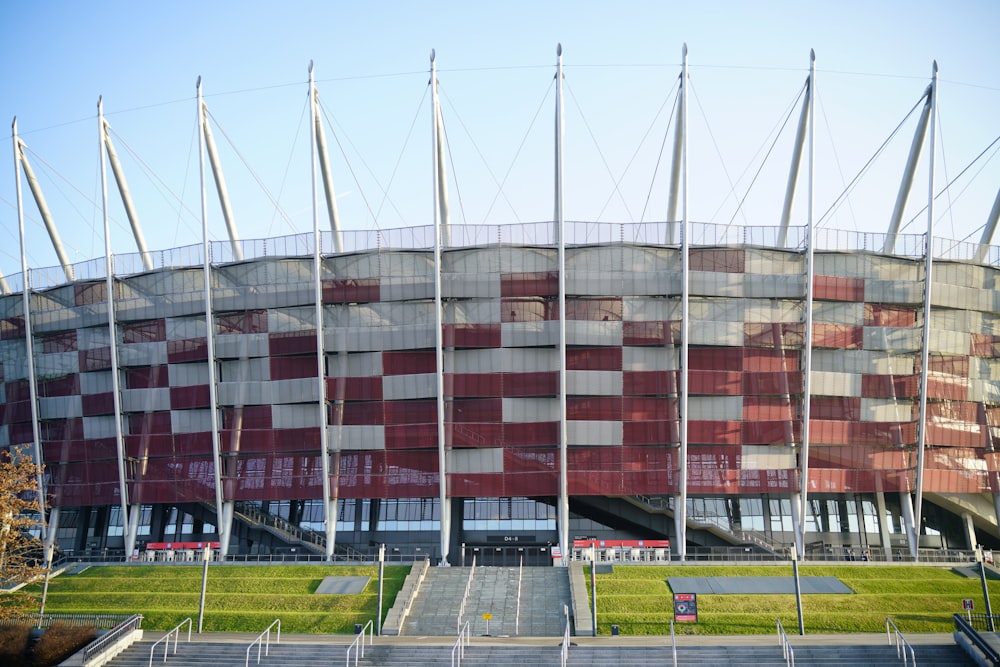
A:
399,565,570,637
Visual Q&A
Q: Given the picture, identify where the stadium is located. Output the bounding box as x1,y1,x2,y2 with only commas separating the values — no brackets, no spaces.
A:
4,51,1000,567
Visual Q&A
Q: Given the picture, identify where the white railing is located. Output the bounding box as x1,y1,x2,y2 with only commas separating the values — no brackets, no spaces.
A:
514,554,524,635
560,614,571,667
885,616,916,667
147,617,191,667
776,618,795,667
670,619,677,667
345,619,374,667
245,618,280,667
456,554,477,635
451,620,471,667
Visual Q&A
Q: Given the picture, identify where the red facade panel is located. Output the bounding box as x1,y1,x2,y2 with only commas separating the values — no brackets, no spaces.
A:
218,311,268,334
448,423,502,447
443,323,501,349
268,331,317,357
688,420,741,445
170,384,210,410
384,423,437,448
566,298,622,321
502,297,558,322
567,396,622,421
812,323,863,349
222,405,273,429
327,376,383,401
500,372,559,397
500,272,559,297
744,323,804,349
743,371,803,395
925,423,987,448
926,376,968,400
445,373,502,398
41,418,84,442
622,397,678,422
82,392,115,416
79,347,112,371
861,374,919,398
813,275,865,302
502,422,559,447
567,347,622,371
323,278,381,304
742,420,799,445
126,366,170,389
39,374,80,397
167,338,208,364
809,397,862,421
624,370,678,396
689,370,742,395
342,402,385,425
743,348,801,371
383,350,436,375
743,397,795,421
41,331,78,353
864,304,916,328
623,420,678,445
269,356,319,380
970,334,1000,357
73,282,107,306
1,317,25,340
128,412,172,434
623,320,679,346
449,398,502,423
384,399,436,424
123,319,166,344
690,248,745,273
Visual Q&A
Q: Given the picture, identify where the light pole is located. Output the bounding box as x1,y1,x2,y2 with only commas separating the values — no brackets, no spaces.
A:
590,544,597,637
198,545,210,632
791,545,804,635
377,543,385,635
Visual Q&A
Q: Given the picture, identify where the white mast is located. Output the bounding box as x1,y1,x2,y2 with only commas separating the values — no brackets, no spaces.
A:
101,118,154,272
198,78,231,558
15,140,75,283
883,85,933,255
912,62,939,561
797,51,817,557
555,43,569,565
200,99,244,262
98,97,136,557
310,62,336,561
312,72,345,252
431,49,452,565
777,69,812,249
675,44,689,561
12,117,47,542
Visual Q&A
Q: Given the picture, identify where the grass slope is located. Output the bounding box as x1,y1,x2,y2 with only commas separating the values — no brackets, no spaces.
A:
586,565,994,635
24,565,408,634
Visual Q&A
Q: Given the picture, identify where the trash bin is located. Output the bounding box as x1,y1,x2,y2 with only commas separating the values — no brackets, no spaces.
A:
354,624,363,634
611,625,619,636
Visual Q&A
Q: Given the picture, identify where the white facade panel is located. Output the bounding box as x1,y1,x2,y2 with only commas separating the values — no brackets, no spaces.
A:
441,274,499,299
623,347,678,372
218,381,271,406
688,396,742,421
499,247,555,273
811,371,861,397
499,348,558,373
744,274,804,299
77,327,110,350
567,370,622,395
864,327,921,352
383,373,436,400
80,371,112,395
329,424,385,451
450,349,501,374
165,317,207,340
969,380,1000,404
172,409,211,434
119,342,167,366
445,300,500,325
83,415,118,440
566,321,623,347
215,333,269,359
501,322,559,347
381,278,434,302
622,297,680,322
170,363,210,387
929,330,970,356
503,397,559,422
220,358,270,383
325,351,383,377
860,398,912,422
744,249,803,275
270,378,320,404
741,445,796,470
269,307,315,332
35,351,79,376
864,280,923,304
814,301,864,325
122,388,170,412
568,420,622,447
39,395,82,420
444,248,501,274
447,447,504,474
273,403,322,429
688,321,742,346
691,271,744,297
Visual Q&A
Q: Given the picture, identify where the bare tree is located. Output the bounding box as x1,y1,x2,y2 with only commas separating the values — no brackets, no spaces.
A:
0,446,46,619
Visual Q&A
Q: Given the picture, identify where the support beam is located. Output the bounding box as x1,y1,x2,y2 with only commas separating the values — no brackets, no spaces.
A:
312,80,344,253
15,139,75,283
883,85,932,254
973,185,1000,264
554,44,569,565
102,120,154,272
777,72,811,249
200,100,244,262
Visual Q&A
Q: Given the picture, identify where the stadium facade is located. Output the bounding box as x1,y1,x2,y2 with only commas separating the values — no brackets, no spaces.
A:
5,52,1000,566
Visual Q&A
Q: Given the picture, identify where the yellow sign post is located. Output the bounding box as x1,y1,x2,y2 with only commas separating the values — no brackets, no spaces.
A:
482,613,492,635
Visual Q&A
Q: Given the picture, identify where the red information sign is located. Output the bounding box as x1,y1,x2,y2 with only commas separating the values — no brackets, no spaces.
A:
963,599,975,611
674,593,698,623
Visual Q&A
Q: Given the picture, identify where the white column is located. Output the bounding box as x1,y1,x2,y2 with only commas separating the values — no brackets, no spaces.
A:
675,44,690,561
554,44,569,565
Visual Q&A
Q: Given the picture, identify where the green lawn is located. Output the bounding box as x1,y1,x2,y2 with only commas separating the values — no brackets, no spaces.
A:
585,565,995,635
21,564,408,634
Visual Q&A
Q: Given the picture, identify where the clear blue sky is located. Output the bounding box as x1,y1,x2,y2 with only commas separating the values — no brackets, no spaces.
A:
1,1,998,280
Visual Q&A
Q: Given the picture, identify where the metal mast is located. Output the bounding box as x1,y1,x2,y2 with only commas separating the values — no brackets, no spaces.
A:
98,98,136,557
12,117,47,542
883,85,933,255
431,49,452,565
310,62,336,560
197,78,231,557
101,118,154,271
555,43,569,564
675,44,689,561
14,139,75,283
797,51,817,557
312,71,344,253
777,69,812,249
200,98,244,262
912,62,939,560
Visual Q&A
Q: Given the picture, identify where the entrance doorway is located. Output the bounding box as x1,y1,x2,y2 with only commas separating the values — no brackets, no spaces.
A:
463,545,552,566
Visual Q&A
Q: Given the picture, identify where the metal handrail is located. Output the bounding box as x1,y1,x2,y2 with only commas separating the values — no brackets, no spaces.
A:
148,618,192,667
515,554,523,635
670,619,677,667
560,615,570,667
954,613,1000,667
451,620,471,667
776,618,795,667
345,619,374,667
81,613,143,664
456,555,477,634
245,618,281,667
885,616,916,667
